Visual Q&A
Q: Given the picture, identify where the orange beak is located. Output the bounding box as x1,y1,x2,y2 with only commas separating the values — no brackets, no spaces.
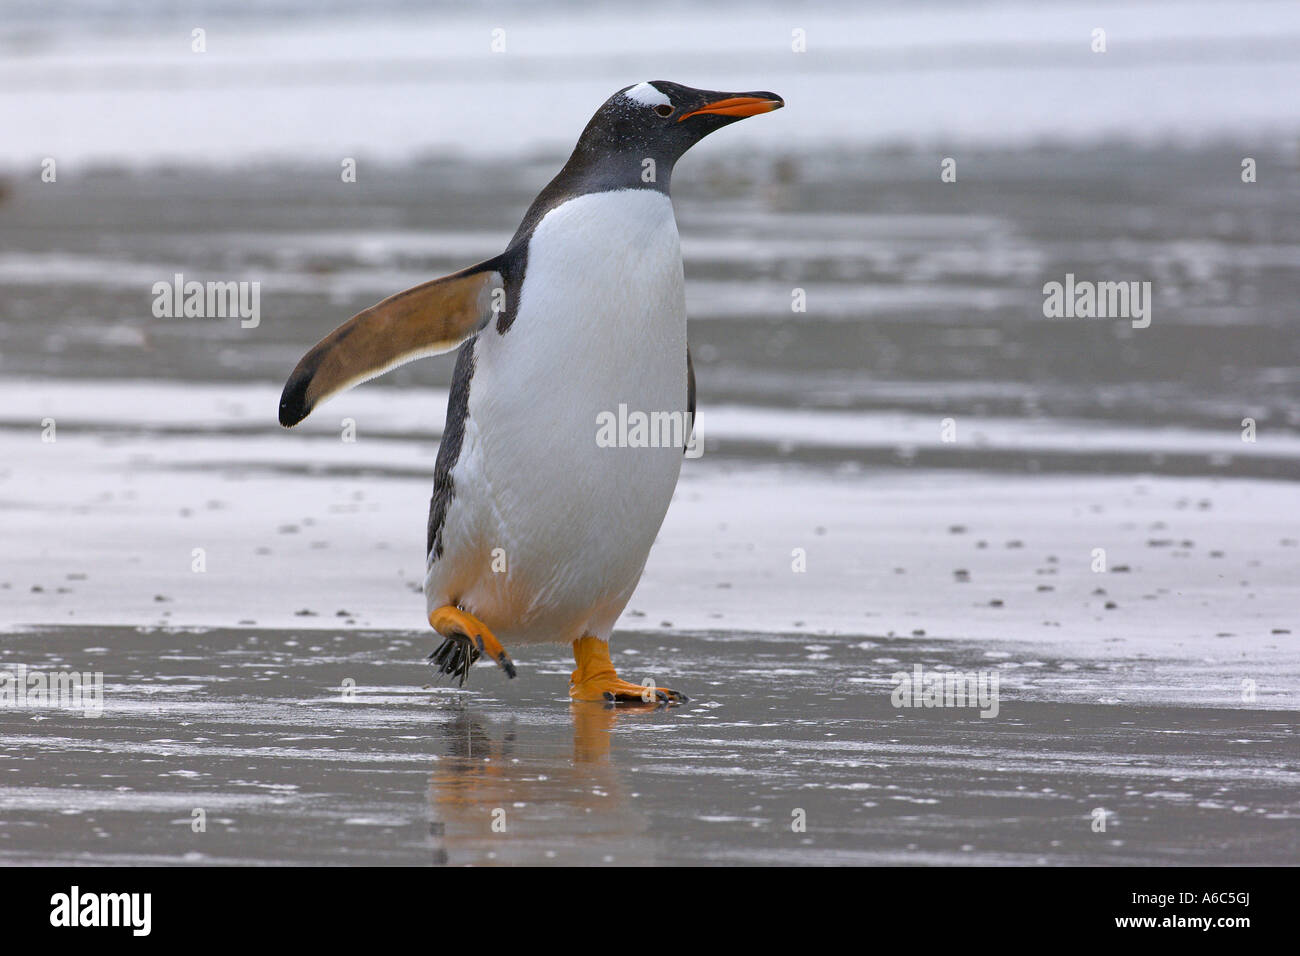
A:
678,95,784,122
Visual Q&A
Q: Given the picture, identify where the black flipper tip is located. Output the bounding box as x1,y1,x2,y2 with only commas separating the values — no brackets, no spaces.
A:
278,375,311,428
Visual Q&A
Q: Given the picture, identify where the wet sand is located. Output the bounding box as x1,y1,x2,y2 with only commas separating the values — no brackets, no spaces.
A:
1,371,1298,865
3,376,1298,667
2,625,1297,866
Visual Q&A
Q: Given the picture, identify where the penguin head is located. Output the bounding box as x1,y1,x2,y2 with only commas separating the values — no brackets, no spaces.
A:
569,81,784,176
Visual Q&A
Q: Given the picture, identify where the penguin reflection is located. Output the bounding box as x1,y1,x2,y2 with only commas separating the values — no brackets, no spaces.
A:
427,703,658,865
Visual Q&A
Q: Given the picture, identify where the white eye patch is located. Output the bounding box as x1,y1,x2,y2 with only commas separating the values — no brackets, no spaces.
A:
623,82,672,108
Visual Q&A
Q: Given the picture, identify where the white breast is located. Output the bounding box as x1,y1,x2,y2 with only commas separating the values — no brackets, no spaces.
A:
426,189,688,646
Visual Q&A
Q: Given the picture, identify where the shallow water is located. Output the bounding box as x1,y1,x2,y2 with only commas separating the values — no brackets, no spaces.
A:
2,625,1296,865
3,145,1300,443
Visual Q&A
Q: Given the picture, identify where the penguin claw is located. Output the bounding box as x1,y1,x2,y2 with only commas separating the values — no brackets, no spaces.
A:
496,653,518,680
470,634,517,679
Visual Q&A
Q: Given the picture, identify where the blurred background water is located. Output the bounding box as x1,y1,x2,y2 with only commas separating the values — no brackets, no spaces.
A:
3,0,1300,477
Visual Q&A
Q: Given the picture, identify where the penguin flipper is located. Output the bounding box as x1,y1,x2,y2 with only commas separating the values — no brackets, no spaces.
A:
278,258,505,427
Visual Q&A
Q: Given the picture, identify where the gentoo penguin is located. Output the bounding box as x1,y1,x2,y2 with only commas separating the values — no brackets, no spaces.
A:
279,81,783,704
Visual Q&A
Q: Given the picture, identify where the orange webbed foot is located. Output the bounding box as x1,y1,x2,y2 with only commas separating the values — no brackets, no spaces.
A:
569,636,686,706
428,606,517,686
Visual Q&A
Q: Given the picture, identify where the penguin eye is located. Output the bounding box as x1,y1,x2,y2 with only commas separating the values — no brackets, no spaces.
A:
653,104,673,117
